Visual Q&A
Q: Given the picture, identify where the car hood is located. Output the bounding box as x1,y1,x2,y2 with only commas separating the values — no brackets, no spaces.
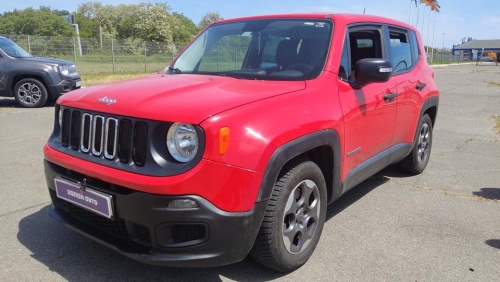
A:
58,74,306,124
18,57,74,66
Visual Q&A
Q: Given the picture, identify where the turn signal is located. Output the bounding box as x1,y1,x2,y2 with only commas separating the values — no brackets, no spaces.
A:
218,127,230,155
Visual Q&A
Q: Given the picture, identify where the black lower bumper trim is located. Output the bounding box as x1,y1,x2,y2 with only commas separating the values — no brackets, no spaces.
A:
45,160,267,267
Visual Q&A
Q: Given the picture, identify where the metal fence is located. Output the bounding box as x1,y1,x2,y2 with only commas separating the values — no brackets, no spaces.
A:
427,51,468,63
2,34,478,74
1,34,187,74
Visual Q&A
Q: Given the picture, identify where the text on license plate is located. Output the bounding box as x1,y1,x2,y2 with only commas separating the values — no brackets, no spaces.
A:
55,178,114,219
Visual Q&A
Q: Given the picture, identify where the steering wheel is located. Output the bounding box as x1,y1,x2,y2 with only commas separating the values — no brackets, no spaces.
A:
286,63,314,73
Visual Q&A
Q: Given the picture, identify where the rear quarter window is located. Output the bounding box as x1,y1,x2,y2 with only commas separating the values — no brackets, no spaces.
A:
409,31,420,64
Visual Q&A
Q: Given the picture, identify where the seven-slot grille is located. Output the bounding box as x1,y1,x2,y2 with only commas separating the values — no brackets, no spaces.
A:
60,108,148,166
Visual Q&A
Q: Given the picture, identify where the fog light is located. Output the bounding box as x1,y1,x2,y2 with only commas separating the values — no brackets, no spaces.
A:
167,199,199,210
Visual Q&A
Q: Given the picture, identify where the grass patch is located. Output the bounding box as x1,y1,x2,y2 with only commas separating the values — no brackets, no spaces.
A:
75,61,167,86
81,72,153,86
487,81,500,87
66,54,169,86
493,114,500,134
429,60,456,65
429,60,472,65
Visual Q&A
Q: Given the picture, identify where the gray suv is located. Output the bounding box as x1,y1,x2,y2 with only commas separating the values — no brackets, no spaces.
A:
0,36,81,107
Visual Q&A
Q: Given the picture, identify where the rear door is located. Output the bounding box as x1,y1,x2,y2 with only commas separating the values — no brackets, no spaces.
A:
338,25,397,176
387,27,426,146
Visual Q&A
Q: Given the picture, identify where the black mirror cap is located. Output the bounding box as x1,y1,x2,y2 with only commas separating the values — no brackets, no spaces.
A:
352,58,392,89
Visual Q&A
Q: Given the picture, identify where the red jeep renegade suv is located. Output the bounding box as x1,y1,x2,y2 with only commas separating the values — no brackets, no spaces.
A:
44,13,439,271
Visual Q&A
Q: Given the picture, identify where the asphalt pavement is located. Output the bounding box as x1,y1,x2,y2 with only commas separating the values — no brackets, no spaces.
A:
0,64,499,281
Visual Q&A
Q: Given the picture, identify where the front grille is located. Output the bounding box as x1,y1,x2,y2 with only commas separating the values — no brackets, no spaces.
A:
70,111,81,149
118,119,133,163
132,122,148,166
60,108,148,167
105,118,118,159
91,115,105,156
61,109,71,146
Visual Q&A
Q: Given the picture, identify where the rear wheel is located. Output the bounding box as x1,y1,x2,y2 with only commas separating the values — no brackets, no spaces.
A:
14,78,48,108
398,114,433,174
250,160,327,272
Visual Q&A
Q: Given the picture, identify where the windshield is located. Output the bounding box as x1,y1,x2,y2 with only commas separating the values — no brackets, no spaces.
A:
0,37,32,58
172,19,333,80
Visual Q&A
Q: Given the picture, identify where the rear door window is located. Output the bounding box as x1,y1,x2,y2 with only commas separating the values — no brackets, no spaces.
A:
388,29,413,74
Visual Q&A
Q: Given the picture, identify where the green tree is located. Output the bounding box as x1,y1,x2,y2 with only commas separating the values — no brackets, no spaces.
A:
0,7,75,36
197,12,223,30
130,2,173,42
170,12,198,46
74,2,102,38
76,2,175,43
75,2,118,39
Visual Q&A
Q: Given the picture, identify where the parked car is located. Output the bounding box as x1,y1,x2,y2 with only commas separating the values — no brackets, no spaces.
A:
43,13,439,271
479,55,494,62
0,36,81,107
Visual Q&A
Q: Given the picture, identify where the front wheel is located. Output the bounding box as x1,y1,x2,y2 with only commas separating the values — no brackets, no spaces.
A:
250,161,327,272
14,78,48,108
398,114,433,174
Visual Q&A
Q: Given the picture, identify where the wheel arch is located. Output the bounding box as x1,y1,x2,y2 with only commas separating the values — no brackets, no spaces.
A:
402,95,439,159
421,95,439,126
8,71,50,97
256,129,342,206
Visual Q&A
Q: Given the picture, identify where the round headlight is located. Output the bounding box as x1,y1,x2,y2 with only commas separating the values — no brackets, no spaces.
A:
167,123,199,163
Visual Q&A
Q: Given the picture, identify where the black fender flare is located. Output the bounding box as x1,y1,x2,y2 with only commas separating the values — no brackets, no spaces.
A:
256,129,342,205
392,94,439,163
421,95,439,121
412,95,439,146
6,70,52,96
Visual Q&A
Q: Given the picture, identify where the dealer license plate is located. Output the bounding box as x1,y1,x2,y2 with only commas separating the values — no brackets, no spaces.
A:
55,178,114,219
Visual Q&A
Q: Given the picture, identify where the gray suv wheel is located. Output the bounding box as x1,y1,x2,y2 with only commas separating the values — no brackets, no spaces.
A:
14,78,48,108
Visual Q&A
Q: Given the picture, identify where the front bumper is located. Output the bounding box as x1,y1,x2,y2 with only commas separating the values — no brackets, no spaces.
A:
45,160,267,267
48,76,81,99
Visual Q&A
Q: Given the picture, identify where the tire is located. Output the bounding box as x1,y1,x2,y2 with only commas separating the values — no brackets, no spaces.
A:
250,160,327,272
398,114,433,174
14,78,48,108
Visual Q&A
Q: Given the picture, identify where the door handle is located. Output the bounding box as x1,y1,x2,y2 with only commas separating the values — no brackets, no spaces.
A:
416,83,427,91
383,92,397,101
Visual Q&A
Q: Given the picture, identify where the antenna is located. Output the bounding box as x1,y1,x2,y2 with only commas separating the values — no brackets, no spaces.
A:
363,8,366,14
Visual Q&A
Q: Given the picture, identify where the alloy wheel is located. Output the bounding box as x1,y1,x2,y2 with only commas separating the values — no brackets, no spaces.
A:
17,82,42,106
282,179,321,254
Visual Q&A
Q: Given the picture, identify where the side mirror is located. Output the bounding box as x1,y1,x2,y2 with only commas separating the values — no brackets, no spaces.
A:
351,58,392,89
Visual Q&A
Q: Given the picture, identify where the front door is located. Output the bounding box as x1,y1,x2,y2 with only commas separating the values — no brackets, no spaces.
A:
337,26,397,178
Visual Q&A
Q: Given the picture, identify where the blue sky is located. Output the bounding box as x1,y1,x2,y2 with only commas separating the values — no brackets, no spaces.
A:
0,0,496,49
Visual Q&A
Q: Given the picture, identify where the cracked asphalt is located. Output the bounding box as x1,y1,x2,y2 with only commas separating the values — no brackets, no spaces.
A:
0,64,499,281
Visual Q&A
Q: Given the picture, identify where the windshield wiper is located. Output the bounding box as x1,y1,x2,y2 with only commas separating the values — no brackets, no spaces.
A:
168,66,183,74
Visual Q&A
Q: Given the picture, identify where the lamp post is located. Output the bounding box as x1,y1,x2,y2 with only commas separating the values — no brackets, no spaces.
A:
441,33,445,62
72,23,83,56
